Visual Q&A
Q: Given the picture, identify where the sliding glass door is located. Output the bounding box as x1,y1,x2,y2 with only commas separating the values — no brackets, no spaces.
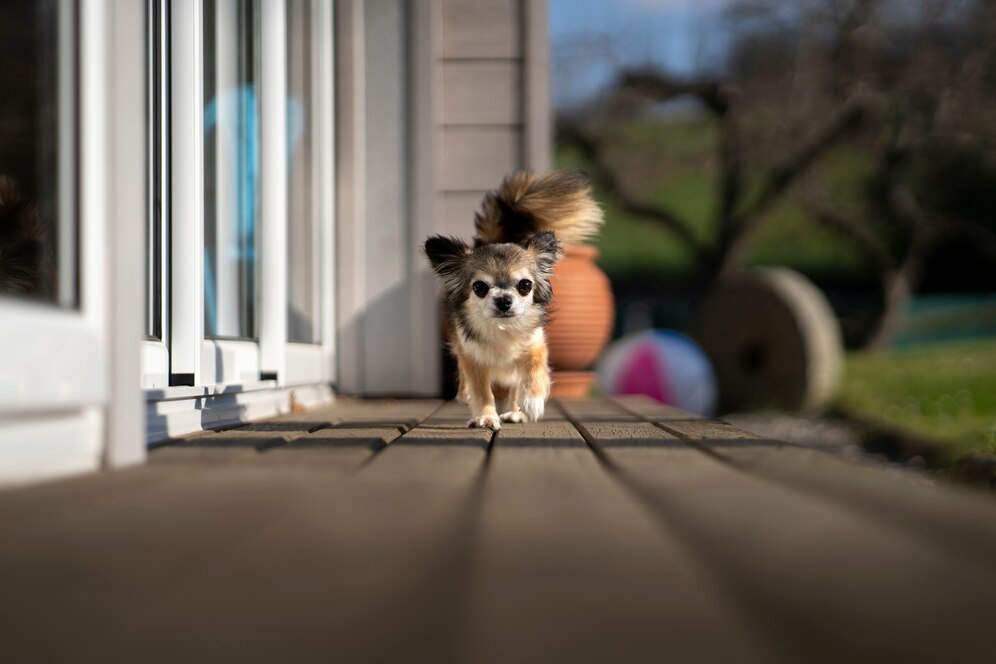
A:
203,0,259,342
144,0,336,441
0,0,147,483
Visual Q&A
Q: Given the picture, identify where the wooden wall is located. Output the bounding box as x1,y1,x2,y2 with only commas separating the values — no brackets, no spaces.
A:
438,0,551,238
335,0,551,396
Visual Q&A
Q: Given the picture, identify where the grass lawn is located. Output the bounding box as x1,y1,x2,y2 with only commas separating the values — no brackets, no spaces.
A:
556,116,876,279
837,338,996,460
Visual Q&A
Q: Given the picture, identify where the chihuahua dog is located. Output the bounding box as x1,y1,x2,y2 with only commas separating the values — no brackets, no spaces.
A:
423,170,603,429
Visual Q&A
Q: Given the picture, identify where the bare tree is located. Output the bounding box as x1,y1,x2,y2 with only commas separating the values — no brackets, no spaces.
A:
557,0,996,347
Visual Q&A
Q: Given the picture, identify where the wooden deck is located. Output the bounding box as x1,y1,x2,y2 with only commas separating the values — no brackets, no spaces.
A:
2,397,995,663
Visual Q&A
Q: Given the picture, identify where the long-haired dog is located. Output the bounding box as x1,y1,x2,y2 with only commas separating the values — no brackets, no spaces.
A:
423,170,603,429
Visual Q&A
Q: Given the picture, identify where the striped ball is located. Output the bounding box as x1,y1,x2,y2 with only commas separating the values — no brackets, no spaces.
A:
597,330,717,417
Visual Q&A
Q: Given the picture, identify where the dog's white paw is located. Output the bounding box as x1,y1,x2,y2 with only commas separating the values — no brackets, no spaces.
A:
468,414,501,430
499,411,526,423
520,395,545,422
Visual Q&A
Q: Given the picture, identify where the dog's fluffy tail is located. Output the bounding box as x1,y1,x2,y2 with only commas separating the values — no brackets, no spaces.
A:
473,170,603,246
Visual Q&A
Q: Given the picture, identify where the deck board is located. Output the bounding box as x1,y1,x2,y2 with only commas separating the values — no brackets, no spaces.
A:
147,398,443,468
458,409,779,662
117,401,491,662
623,396,996,568
561,398,996,661
1,397,995,663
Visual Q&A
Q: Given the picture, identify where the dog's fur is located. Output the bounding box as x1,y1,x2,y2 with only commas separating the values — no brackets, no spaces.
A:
424,170,603,429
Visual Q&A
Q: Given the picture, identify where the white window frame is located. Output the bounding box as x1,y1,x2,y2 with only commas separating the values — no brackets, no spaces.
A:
145,0,336,443
284,0,337,389
173,0,264,388
0,0,146,486
143,0,171,389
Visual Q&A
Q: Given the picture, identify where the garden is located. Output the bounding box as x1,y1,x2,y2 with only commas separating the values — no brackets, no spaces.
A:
552,0,996,482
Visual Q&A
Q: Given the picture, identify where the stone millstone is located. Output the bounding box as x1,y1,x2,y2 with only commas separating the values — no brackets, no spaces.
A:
692,267,843,413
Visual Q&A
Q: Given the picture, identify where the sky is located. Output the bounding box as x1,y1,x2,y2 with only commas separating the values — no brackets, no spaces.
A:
549,0,738,109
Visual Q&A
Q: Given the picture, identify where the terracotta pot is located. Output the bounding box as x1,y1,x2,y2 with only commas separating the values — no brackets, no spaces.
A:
547,244,615,372
549,370,597,398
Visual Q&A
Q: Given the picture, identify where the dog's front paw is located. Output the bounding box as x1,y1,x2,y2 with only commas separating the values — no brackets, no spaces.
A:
468,414,502,430
499,411,526,423
520,395,545,422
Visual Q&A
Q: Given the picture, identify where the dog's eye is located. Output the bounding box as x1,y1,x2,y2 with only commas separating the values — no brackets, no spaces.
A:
472,281,489,298
517,279,533,296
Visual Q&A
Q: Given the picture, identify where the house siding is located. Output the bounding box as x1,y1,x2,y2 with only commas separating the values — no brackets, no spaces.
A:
437,0,550,241
335,0,551,395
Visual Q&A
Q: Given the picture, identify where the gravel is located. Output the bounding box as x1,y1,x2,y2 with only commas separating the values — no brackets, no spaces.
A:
724,413,938,488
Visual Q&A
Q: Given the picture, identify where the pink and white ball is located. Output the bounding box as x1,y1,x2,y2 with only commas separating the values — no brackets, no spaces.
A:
597,330,718,417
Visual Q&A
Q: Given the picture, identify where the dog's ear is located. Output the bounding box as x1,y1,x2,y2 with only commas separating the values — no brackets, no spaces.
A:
423,235,470,276
523,231,562,277
523,231,562,305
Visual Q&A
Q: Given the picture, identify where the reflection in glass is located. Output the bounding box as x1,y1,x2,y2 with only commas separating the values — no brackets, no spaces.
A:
203,0,259,339
287,0,320,343
0,0,76,305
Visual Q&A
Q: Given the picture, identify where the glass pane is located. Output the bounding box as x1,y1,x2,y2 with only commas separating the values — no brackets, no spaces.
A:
0,0,77,306
203,0,258,339
287,0,320,343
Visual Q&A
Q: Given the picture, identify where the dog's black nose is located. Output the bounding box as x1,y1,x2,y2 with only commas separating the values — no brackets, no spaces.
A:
494,295,512,312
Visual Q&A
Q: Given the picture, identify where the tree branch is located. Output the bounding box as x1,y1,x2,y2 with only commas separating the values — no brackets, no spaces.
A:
618,69,734,115
717,88,883,272
801,193,896,272
615,69,746,268
558,121,712,266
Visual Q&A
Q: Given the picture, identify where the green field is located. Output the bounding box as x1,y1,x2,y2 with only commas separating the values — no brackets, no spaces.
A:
557,116,876,279
838,338,996,459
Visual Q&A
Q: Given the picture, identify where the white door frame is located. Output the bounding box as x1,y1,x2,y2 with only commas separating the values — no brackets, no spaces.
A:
0,0,146,486
143,0,171,390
